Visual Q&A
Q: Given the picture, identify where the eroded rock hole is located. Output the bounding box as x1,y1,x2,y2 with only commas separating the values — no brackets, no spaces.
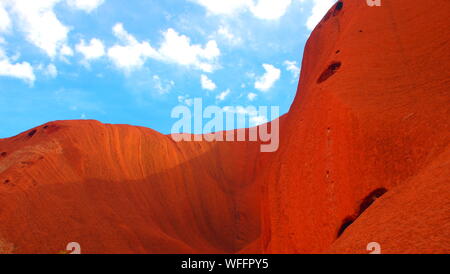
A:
28,129,37,137
333,1,344,16
317,61,342,84
41,124,60,134
0,152,7,157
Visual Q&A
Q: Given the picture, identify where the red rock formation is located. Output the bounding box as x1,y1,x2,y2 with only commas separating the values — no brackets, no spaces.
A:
259,0,450,253
328,146,450,254
0,121,263,253
0,0,448,254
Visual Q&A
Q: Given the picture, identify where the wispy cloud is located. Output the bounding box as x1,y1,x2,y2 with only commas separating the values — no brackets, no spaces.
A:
5,0,70,57
223,106,268,127
0,3,11,33
191,0,292,20
304,0,336,30
38,63,58,78
152,75,175,94
67,0,105,13
201,74,217,91
107,23,160,72
255,64,281,92
284,60,300,79
76,38,106,64
247,92,257,101
216,89,231,101
108,23,221,73
0,48,35,84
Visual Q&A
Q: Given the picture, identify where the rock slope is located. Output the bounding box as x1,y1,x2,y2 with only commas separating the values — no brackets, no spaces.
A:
0,0,448,254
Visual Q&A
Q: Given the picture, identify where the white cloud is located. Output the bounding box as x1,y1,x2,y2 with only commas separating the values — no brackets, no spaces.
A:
60,44,74,57
223,106,267,126
284,60,300,78
0,3,11,33
223,106,254,114
246,72,256,79
200,74,216,90
0,48,35,84
247,92,257,101
192,0,252,15
217,26,234,40
152,75,174,94
108,23,220,73
112,22,135,43
107,23,160,71
76,38,105,61
6,0,70,57
158,28,220,72
250,0,292,20
305,0,336,30
178,95,193,106
44,63,58,78
66,0,105,13
254,64,280,92
216,89,231,101
59,44,74,62
250,115,268,126
215,25,242,45
192,0,292,20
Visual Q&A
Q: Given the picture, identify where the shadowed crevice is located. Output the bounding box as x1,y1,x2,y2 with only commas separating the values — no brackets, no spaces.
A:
358,188,388,215
317,62,342,84
337,217,355,238
337,188,388,238
27,129,37,138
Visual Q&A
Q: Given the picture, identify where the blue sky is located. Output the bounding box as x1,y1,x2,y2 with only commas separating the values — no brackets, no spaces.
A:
0,0,336,138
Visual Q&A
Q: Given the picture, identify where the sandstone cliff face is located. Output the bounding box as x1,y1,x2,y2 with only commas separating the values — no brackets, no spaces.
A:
328,146,450,254
259,0,450,253
0,121,263,253
0,0,448,254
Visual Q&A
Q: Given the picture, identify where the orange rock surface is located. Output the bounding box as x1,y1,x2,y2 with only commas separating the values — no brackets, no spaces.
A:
0,122,265,253
258,0,450,254
0,0,449,254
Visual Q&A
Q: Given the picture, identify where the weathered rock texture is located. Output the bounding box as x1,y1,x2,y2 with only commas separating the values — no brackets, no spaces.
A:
0,0,448,254
258,0,450,254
